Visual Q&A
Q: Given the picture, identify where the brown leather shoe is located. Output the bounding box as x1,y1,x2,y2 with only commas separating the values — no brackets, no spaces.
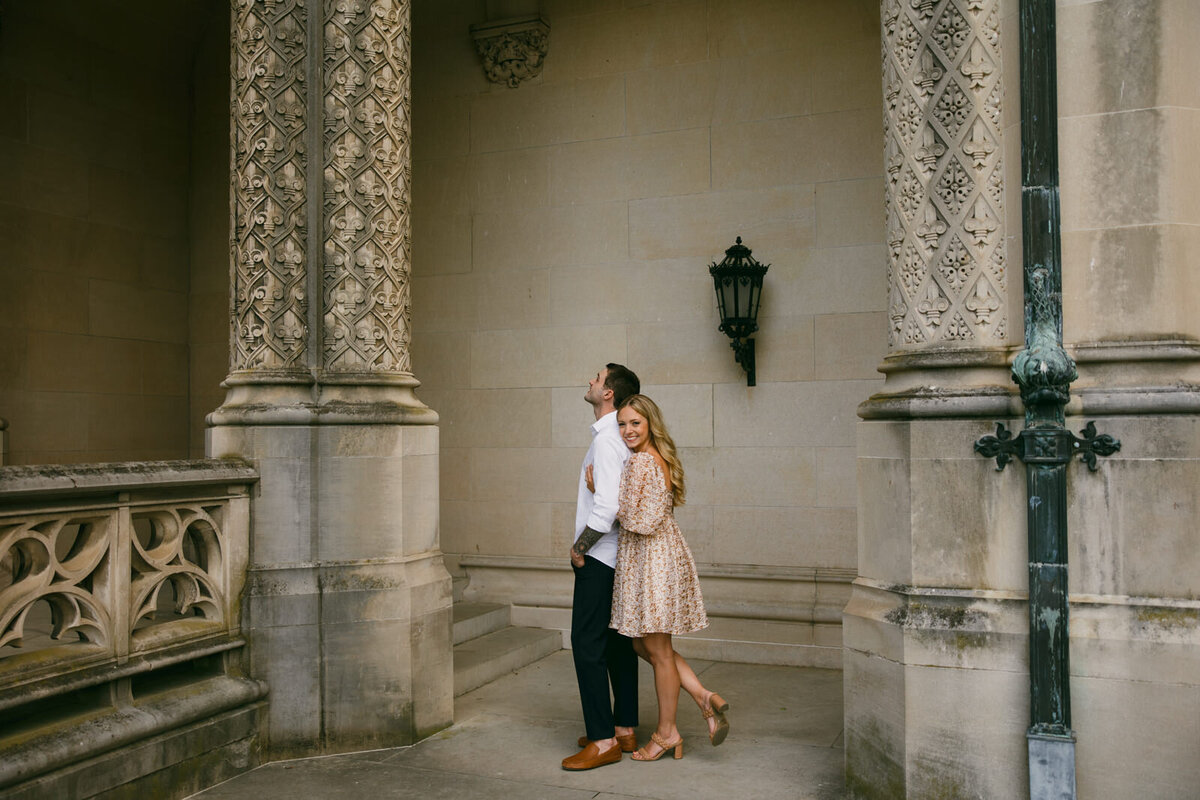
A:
577,733,637,752
562,740,622,771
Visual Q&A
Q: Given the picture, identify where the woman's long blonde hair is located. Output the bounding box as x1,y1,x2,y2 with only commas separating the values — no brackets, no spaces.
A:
619,394,686,506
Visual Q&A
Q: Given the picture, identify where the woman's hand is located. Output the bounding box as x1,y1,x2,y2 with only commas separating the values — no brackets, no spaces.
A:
584,464,595,493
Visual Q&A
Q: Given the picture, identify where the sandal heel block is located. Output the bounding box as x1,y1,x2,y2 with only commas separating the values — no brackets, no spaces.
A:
706,692,731,747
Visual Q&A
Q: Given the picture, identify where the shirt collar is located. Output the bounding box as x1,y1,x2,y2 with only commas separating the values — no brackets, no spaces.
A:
591,410,618,438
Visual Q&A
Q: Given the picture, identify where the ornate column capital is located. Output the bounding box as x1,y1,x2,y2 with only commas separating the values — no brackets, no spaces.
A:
469,15,549,88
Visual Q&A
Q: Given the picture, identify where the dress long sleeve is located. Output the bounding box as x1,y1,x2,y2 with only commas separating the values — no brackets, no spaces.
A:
617,453,671,535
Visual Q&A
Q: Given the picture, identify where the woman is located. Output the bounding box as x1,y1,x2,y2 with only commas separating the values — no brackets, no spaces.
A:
608,394,730,761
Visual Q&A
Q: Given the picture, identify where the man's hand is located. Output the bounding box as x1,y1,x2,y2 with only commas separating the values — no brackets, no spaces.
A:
584,464,594,493
570,548,585,568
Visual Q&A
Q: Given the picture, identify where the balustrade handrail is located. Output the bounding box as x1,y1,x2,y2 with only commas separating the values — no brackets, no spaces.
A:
0,459,258,706
0,458,257,499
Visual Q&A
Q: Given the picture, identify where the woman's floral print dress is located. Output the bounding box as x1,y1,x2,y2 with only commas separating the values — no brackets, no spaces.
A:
610,452,708,637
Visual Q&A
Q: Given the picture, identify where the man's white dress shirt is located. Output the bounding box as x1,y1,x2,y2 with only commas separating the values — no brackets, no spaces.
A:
573,410,631,569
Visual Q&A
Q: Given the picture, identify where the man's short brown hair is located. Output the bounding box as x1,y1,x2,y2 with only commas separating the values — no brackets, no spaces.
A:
604,363,640,408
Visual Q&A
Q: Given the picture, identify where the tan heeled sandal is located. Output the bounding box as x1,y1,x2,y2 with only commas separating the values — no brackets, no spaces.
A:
701,692,730,746
631,731,683,761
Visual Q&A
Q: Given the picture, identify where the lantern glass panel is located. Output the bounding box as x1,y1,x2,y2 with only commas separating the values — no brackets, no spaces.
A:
746,278,762,320
721,278,740,323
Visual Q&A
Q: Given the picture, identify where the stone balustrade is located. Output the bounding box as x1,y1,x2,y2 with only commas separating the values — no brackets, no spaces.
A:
0,460,267,797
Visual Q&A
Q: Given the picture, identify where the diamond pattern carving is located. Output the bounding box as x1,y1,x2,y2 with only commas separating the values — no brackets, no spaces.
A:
897,163,924,221
938,235,975,295
895,87,925,146
881,0,1008,349
965,274,1001,326
960,39,995,88
931,2,970,62
963,116,997,169
912,48,945,98
900,243,928,295
893,12,923,73
933,81,971,139
944,311,975,340
935,156,973,218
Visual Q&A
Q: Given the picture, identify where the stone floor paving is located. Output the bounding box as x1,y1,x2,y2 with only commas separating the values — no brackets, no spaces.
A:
189,651,847,800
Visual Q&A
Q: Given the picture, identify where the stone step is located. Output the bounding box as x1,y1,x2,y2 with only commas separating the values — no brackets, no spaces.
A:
453,625,561,697
452,601,510,645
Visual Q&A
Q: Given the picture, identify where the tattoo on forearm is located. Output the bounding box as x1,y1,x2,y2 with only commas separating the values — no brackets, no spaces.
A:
572,526,605,557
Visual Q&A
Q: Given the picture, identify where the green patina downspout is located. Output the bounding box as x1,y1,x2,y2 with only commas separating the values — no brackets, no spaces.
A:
1016,0,1075,746
974,2,1119,797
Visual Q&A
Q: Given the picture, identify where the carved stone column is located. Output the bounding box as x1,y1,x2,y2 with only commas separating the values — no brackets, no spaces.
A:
210,0,450,759
318,0,429,415
845,2,1026,797
868,0,1015,416
224,0,313,413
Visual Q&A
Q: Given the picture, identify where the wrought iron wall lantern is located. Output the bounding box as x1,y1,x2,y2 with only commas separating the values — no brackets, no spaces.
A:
709,237,768,386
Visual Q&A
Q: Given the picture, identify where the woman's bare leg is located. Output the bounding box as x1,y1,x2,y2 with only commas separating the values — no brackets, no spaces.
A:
634,639,718,738
637,632,681,757
672,650,721,738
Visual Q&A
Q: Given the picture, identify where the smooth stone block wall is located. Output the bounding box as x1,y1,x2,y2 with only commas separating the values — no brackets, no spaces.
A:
0,3,215,465
412,1,884,651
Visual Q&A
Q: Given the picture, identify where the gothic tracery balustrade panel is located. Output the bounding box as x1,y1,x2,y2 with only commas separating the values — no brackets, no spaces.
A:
0,464,252,687
129,505,228,650
882,0,1008,351
0,515,115,660
232,0,310,372
322,0,414,374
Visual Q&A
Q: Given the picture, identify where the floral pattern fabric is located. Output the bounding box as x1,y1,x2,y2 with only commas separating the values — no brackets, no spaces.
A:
610,452,708,637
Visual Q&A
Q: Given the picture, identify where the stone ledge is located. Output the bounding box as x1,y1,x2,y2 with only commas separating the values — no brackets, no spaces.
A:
0,637,247,713
1,702,265,800
0,675,268,791
0,459,257,500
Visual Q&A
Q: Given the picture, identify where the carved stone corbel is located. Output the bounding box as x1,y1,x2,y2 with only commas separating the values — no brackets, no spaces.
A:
469,15,549,88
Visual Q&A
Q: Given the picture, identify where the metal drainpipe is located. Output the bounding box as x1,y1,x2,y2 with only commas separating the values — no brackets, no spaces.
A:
973,2,1120,798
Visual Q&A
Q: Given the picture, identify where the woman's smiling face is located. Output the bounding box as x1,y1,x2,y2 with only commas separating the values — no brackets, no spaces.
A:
617,405,650,452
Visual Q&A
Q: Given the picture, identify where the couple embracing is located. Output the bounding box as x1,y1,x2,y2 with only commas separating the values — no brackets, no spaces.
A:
562,363,730,771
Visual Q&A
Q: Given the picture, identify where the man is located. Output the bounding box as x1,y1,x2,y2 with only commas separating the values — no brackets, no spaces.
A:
561,363,641,771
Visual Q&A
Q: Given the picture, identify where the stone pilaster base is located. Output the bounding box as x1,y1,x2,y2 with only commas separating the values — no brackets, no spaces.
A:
845,413,1200,798
207,421,452,757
